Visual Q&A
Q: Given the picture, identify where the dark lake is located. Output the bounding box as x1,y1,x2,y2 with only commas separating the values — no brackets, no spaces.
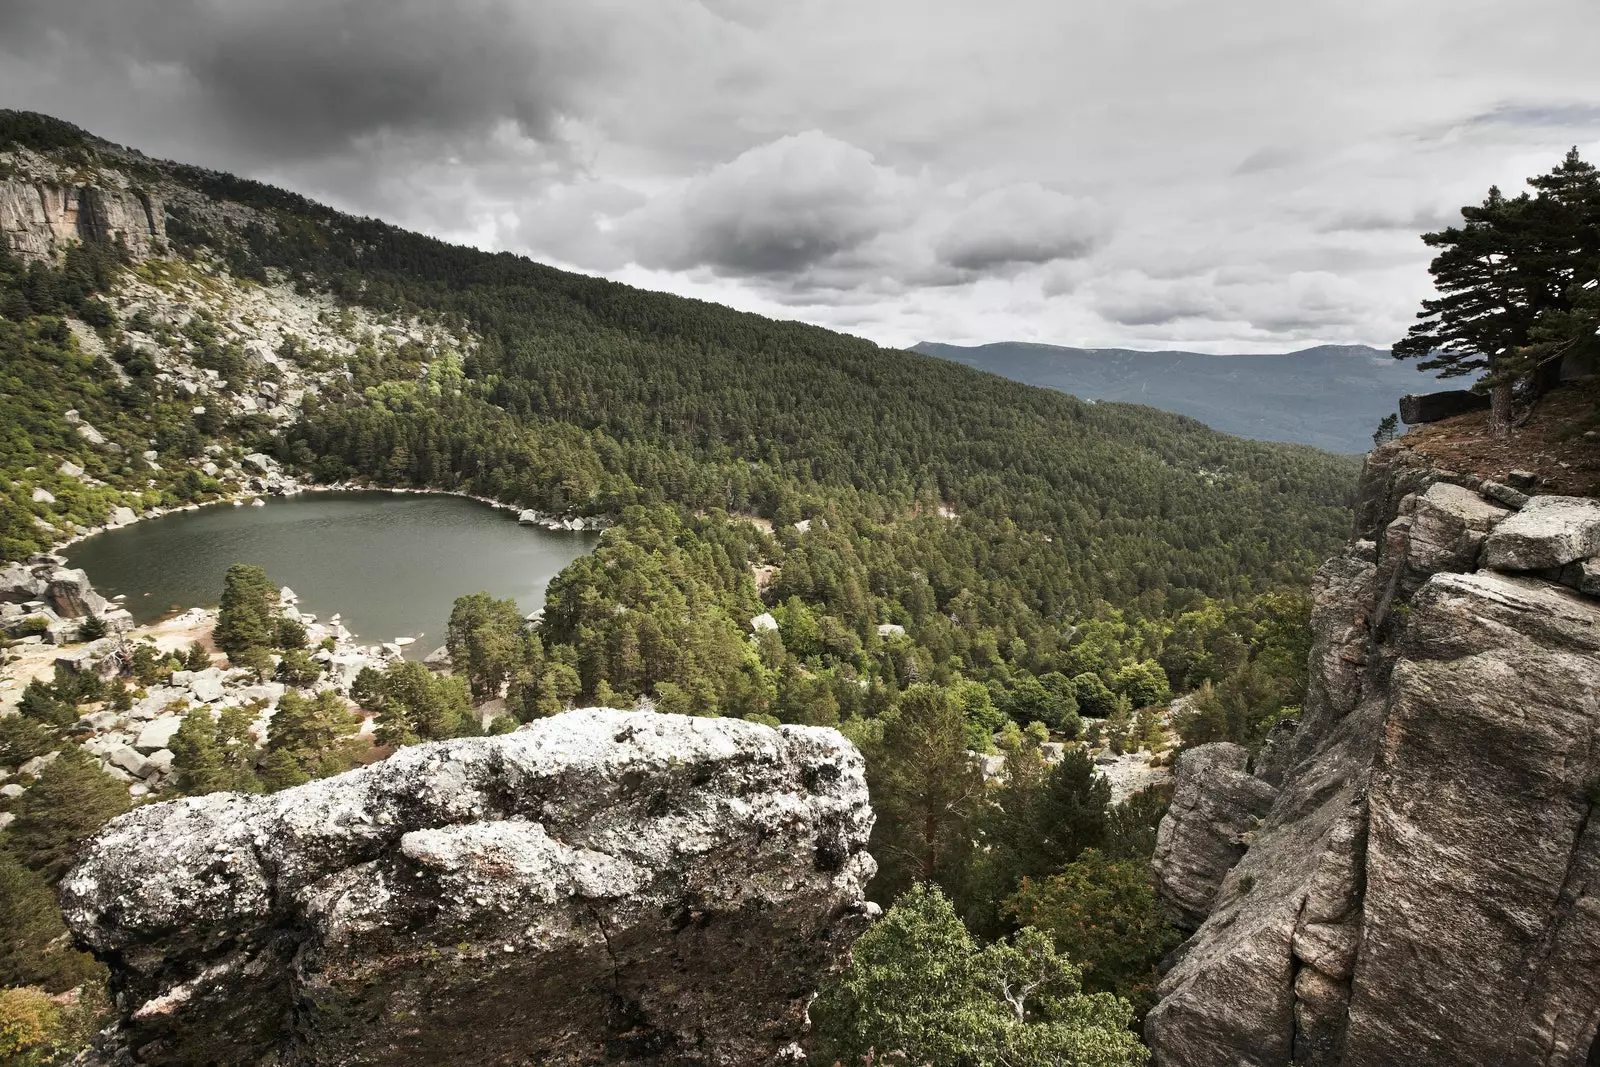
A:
64,491,599,655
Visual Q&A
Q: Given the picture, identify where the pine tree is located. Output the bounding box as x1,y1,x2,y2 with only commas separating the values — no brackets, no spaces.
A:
373,662,473,747
1394,148,1600,434
264,689,360,787
0,850,104,991
445,592,524,702
2,747,130,882
214,564,280,656
866,684,987,902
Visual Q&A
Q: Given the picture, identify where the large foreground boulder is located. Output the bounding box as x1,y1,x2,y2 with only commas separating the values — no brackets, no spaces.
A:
61,710,876,1066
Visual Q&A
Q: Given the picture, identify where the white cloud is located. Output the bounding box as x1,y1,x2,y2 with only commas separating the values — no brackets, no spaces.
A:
3,0,1600,351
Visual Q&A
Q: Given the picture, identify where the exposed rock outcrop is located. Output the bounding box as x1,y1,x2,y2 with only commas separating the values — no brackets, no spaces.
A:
1398,389,1491,425
61,710,876,1066
1145,441,1600,1067
0,180,165,261
1151,743,1277,931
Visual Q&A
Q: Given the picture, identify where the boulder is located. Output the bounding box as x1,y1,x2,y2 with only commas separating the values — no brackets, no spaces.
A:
142,749,174,777
325,655,372,690
1151,743,1277,930
243,453,276,474
1146,531,1600,1065
58,460,84,478
106,745,150,778
1559,557,1600,596
1478,480,1529,510
31,487,55,504
1481,495,1600,571
109,506,137,527
1343,572,1600,1065
76,421,108,447
1399,482,1510,590
1398,389,1490,425
19,751,59,777
45,566,107,619
186,668,226,703
61,710,874,1067
134,715,184,754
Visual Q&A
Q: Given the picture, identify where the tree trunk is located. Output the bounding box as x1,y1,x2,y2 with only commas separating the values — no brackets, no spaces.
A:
1490,380,1513,437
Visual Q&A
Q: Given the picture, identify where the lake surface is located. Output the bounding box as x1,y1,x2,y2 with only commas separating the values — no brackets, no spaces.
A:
64,492,600,655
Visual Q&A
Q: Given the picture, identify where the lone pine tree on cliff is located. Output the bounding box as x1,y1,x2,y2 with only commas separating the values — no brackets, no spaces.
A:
1393,147,1600,435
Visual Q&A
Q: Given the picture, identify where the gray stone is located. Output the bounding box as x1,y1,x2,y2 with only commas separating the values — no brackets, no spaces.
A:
106,745,149,778
1398,389,1490,425
1559,557,1600,596
1481,495,1600,571
1479,480,1529,509
44,566,106,618
18,751,58,777
142,749,174,776
76,421,107,447
31,487,55,504
188,668,226,703
58,460,84,478
1151,742,1277,931
109,506,137,527
1507,469,1541,490
134,715,184,754
61,710,874,1067
0,783,24,800
1400,481,1509,590
1147,452,1600,1067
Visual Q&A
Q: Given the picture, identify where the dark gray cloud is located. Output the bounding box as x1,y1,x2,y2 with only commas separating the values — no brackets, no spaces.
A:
934,185,1108,271
622,132,912,276
1,0,1599,350
0,0,610,161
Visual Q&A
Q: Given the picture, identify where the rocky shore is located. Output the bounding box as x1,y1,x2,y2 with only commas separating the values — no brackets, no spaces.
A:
0,567,416,807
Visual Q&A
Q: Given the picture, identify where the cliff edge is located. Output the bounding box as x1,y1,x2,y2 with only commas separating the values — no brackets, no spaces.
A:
1145,405,1600,1067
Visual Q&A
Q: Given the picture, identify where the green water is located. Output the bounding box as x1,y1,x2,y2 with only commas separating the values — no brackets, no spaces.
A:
63,491,599,654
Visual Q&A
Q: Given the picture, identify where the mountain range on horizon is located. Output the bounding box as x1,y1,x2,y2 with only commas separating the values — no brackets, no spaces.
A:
912,340,1456,453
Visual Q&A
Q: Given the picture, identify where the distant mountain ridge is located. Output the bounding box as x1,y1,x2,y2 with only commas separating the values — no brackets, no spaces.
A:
912,340,1455,453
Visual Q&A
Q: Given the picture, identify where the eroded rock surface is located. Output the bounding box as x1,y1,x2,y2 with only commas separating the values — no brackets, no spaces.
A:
1145,447,1600,1067
0,180,165,261
1151,743,1276,931
62,709,876,1066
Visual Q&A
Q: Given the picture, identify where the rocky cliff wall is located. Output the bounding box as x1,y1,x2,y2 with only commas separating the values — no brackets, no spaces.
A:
1,180,165,261
61,709,876,1066
1145,442,1600,1067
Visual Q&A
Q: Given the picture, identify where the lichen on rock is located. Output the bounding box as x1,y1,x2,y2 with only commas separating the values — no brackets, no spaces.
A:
61,709,876,1066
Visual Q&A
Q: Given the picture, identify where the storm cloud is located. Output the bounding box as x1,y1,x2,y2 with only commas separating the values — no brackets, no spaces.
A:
2,0,1599,351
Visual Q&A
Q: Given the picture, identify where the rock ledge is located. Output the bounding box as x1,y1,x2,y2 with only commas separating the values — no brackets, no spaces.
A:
62,709,876,1066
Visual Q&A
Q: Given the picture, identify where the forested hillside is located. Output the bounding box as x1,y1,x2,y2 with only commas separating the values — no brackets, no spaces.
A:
0,111,1362,1061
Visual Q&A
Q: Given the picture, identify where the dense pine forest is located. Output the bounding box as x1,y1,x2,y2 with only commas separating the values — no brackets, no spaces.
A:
0,111,1364,1062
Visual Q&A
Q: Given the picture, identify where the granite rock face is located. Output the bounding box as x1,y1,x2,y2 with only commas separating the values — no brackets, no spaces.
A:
1145,449,1600,1067
61,709,876,1066
1,180,165,262
1151,743,1277,931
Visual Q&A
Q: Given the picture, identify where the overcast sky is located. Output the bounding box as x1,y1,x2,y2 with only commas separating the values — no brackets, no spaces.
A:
4,0,1600,352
